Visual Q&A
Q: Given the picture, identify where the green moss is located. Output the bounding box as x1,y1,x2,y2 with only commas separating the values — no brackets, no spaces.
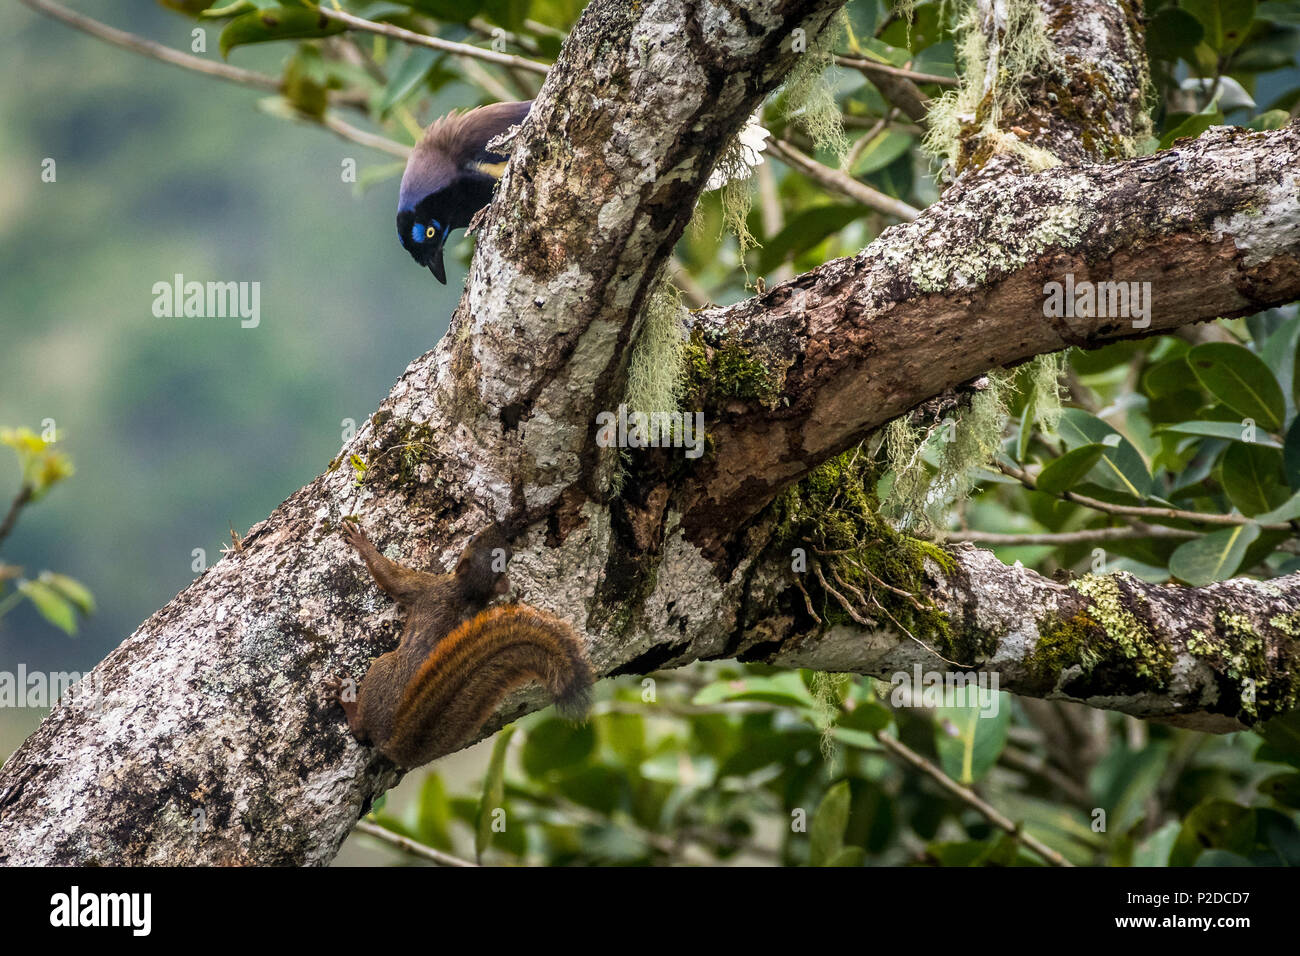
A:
680,328,781,410
773,450,980,665
1028,609,1103,685
1071,574,1172,685
1185,610,1300,720
1027,574,1173,697
1268,610,1300,637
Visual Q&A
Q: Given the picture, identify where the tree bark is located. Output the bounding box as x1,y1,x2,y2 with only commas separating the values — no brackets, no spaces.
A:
1,0,1298,865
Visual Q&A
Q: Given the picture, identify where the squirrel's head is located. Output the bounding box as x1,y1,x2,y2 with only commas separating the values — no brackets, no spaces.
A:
455,524,512,601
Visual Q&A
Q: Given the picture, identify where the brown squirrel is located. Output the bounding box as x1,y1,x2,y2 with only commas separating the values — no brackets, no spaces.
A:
337,521,592,768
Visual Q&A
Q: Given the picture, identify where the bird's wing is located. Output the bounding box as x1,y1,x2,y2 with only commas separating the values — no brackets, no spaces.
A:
398,100,533,211
437,100,533,172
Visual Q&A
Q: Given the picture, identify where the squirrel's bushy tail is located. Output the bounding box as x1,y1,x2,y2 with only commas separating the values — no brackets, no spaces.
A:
385,604,593,767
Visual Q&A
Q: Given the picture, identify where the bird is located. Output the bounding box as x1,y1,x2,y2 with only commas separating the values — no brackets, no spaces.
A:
398,100,769,284
397,100,532,284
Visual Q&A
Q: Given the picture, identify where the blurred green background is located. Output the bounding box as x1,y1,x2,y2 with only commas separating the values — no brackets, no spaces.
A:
0,2,475,758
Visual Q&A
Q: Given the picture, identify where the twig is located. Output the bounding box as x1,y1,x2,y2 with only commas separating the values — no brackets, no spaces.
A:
872,732,1074,867
321,112,410,157
0,486,34,549
998,462,1295,532
19,0,281,92
768,139,921,221
793,573,822,624
318,7,550,76
842,107,900,172
353,819,477,866
834,55,958,87
946,524,1199,546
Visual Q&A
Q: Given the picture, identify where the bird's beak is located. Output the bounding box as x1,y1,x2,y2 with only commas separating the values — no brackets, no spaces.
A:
428,240,447,284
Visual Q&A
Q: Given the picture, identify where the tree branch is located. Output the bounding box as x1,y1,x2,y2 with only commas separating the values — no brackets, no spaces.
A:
677,124,1300,546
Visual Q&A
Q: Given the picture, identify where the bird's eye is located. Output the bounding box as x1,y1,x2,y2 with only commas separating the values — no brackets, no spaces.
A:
411,223,424,244
426,225,437,239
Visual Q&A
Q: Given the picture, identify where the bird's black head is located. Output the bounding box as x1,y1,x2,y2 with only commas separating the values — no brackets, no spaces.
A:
397,197,453,284
396,176,497,284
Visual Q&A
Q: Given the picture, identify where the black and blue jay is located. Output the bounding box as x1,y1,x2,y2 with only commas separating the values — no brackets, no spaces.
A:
398,99,768,284
397,99,532,284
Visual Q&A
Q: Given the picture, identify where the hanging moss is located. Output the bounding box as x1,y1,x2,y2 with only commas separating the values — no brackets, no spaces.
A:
881,348,1065,530
625,281,687,418
882,372,1013,530
922,0,1060,172
781,9,850,159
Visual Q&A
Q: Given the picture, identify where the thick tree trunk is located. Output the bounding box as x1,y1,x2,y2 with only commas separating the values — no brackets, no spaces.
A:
1,0,1297,865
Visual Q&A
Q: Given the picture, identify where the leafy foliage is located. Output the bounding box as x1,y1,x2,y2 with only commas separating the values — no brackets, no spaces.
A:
0,427,93,635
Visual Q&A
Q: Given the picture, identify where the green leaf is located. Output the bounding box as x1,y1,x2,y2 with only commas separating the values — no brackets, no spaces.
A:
1168,522,1261,585
1155,420,1281,447
1285,415,1300,490
219,6,346,58
850,130,913,176
933,696,1010,785
1186,343,1286,431
1090,742,1171,836
159,0,221,14
1256,710,1300,768
520,718,596,777
17,579,77,634
1132,820,1180,866
1142,354,1197,396
1254,808,1300,865
1182,0,1257,54
1057,408,1153,498
809,780,852,866
1015,395,1035,462
399,0,486,19
1170,799,1256,867
1250,109,1293,131
826,846,866,866
1035,444,1106,494
39,572,95,616
1219,442,1289,516
1146,6,1206,61
1258,772,1300,809
414,773,454,849
693,672,817,709
1252,489,1300,523
378,47,437,115
475,724,515,861
482,0,529,31
757,205,867,274
283,45,328,118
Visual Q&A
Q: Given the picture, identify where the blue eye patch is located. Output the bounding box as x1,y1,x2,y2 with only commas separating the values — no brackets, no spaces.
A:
412,221,448,243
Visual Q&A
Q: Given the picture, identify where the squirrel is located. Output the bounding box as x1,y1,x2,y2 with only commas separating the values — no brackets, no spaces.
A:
337,521,593,768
